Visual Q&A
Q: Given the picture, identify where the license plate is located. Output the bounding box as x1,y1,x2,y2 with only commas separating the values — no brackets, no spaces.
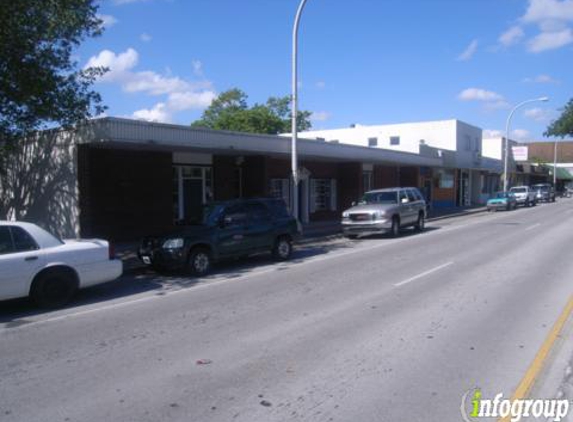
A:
142,256,151,265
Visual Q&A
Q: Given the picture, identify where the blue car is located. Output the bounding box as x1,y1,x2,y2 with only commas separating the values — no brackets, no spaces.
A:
487,192,518,211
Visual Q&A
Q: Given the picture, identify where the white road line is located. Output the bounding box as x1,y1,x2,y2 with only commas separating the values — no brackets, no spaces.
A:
525,223,541,231
394,262,454,287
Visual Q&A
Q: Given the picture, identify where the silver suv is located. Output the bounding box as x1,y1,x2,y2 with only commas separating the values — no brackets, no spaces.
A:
341,187,427,238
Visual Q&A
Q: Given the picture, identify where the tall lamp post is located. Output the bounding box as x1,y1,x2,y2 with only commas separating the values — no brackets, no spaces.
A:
503,96,549,191
291,0,308,221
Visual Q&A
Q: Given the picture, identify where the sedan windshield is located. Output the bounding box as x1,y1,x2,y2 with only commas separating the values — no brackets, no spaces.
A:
359,191,398,204
510,188,526,193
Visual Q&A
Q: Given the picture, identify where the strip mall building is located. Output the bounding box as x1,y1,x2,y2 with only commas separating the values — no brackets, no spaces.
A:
2,117,507,241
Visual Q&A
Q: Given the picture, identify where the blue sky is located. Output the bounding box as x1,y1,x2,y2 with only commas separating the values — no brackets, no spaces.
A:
80,0,572,141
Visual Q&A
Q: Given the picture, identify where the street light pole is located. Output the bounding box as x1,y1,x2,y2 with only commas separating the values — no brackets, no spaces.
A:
291,0,308,221
503,96,549,191
553,139,558,186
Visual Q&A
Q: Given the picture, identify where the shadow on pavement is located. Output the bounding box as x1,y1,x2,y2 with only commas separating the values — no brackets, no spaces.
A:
0,238,357,323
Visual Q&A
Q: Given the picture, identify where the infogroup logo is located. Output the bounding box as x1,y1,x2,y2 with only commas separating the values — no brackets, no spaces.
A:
461,388,570,422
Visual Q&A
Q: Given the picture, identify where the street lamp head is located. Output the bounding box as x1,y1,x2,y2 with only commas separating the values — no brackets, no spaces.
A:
538,96,549,102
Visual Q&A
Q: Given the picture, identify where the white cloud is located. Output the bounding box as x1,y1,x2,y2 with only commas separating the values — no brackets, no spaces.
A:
522,74,559,83
458,88,509,110
527,28,573,52
315,81,326,89
85,48,139,80
98,14,118,29
524,107,554,122
458,88,504,102
192,60,203,77
85,48,217,124
132,103,170,123
457,39,479,61
521,0,573,24
311,111,331,122
167,91,216,111
140,33,152,42
511,129,531,139
483,129,504,138
499,26,525,47
122,70,191,95
496,0,573,53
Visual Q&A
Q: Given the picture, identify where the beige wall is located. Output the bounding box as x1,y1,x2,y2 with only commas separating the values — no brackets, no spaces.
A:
0,130,81,238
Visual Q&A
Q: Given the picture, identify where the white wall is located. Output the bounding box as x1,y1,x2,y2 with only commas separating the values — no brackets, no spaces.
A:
455,121,483,169
482,137,503,160
298,119,461,154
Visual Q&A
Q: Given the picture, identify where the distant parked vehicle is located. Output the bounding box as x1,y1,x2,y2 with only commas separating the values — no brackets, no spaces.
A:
341,187,427,238
138,198,301,276
531,183,556,203
509,186,537,207
0,221,122,307
487,192,518,212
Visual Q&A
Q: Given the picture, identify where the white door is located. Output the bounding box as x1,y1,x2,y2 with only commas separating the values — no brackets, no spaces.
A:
0,226,45,300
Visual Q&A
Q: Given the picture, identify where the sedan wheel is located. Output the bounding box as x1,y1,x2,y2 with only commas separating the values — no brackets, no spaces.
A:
31,271,77,308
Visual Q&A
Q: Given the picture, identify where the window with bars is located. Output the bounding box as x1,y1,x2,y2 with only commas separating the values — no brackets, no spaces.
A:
269,179,290,209
310,179,337,212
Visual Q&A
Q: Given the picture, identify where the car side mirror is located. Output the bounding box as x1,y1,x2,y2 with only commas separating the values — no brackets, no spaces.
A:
401,198,409,204
351,201,357,207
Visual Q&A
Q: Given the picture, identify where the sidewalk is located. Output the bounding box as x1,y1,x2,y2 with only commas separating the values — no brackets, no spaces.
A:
116,205,486,273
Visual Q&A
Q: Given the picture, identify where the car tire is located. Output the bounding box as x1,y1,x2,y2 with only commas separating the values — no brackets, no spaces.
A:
272,236,293,261
30,269,78,308
390,216,400,238
414,212,425,232
188,247,212,276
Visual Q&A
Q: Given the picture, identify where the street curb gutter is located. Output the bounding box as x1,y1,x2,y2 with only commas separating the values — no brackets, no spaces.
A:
498,295,573,422
297,207,487,244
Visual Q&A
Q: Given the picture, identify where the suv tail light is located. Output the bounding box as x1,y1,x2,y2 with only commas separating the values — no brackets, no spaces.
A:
109,242,116,260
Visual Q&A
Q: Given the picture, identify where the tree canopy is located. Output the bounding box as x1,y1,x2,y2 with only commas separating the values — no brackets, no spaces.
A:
191,88,312,134
545,98,573,138
0,0,106,148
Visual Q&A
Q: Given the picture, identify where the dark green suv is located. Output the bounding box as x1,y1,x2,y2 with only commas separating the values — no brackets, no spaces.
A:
138,198,301,275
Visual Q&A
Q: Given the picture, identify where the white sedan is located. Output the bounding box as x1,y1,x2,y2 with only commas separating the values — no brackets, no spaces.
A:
0,221,123,307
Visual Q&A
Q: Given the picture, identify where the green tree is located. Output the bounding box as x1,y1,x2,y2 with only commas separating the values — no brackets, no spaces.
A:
545,98,573,138
0,0,107,149
191,88,312,134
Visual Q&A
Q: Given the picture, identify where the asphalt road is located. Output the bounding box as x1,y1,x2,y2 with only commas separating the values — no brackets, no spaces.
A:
1,199,573,422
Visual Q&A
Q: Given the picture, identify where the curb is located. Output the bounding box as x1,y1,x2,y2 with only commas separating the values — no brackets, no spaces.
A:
120,208,487,274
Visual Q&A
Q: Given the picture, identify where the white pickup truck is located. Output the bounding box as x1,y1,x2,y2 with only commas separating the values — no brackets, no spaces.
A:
509,186,537,207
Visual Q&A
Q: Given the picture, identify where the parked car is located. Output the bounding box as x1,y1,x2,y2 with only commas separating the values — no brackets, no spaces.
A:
138,198,301,275
341,187,427,238
487,192,518,211
509,186,537,207
531,183,556,203
0,221,122,307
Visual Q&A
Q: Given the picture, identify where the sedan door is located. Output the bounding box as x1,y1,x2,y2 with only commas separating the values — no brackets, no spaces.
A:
0,226,45,300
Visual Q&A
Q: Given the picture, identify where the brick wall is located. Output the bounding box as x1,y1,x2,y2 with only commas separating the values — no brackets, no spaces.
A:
78,146,173,241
